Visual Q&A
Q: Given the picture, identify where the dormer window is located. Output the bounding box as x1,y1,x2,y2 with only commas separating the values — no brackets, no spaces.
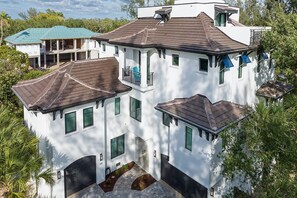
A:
215,13,227,27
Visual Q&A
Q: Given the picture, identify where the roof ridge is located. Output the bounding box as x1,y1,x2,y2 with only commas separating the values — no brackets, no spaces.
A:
141,28,149,45
203,97,217,130
13,62,72,87
198,12,217,50
100,19,138,37
66,73,115,94
29,71,62,108
110,28,148,42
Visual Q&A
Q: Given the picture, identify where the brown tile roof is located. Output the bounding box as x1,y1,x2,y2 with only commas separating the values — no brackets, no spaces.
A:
155,94,249,133
93,12,252,55
12,58,131,113
256,80,294,99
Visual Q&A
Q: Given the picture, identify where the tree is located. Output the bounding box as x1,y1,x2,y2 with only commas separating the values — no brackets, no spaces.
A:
121,0,145,18
0,11,10,46
262,7,297,86
0,106,54,197
18,8,38,20
220,101,297,197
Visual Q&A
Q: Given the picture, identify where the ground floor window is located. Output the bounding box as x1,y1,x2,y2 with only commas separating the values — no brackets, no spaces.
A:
185,126,192,151
111,134,125,159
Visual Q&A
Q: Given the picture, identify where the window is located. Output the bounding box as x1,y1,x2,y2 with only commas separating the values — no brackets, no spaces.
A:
219,62,225,84
111,134,125,159
130,97,141,122
185,126,192,151
238,56,243,79
115,97,120,115
269,58,273,69
115,46,119,55
215,13,227,27
172,54,179,66
65,112,76,134
163,113,171,127
83,107,93,128
102,44,106,52
199,58,208,72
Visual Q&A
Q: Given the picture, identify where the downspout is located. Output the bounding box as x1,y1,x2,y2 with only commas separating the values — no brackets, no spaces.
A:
104,100,108,179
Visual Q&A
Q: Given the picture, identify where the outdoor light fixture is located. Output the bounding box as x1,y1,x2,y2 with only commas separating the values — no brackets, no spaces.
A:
57,170,61,180
153,150,156,158
210,187,215,197
100,153,103,161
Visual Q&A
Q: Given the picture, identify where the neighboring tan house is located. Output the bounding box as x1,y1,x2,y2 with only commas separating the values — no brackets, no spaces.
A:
5,26,100,68
12,0,293,198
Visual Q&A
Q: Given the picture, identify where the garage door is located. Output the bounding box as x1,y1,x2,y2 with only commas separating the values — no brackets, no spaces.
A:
161,154,207,198
64,156,96,197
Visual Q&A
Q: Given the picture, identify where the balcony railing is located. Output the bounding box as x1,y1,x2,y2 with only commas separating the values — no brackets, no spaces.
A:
122,67,154,86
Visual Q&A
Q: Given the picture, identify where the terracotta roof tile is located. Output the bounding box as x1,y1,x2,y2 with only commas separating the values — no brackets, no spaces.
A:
12,58,131,113
256,80,294,99
93,12,250,55
155,94,249,133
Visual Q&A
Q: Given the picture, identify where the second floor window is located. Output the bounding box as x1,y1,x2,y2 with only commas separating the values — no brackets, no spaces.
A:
102,44,106,52
185,126,192,151
219,62,225,84
199,58,208,72
172,54,179,66
115,97,120,115
65,112,76,134
215,13,227,27
238,56,243,79
115,46,119,55
83,107,93,128
163,113,171,127
130,97,141,122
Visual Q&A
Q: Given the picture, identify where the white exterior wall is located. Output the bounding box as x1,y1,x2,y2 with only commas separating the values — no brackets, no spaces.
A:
16,44,40,58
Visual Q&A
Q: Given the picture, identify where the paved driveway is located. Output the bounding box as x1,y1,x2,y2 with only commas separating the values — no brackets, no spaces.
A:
69,164,183,198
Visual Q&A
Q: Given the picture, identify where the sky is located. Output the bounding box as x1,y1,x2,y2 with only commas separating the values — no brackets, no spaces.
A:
0,0,132,19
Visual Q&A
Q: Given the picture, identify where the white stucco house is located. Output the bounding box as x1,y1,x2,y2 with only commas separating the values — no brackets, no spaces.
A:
12,0,294,197
5,26,100,68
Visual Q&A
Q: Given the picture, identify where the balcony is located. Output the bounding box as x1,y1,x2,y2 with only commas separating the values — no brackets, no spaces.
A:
122,66,154,86
250,29,265,46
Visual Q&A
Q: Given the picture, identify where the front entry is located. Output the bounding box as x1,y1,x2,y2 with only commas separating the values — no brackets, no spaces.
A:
135,137,149,171
64,156,96,197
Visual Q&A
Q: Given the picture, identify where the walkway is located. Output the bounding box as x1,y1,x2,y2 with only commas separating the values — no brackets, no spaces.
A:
69,164,183,198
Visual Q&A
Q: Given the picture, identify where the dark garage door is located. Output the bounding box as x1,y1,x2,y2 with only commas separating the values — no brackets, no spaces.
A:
161,154,207,198
64,156,96,197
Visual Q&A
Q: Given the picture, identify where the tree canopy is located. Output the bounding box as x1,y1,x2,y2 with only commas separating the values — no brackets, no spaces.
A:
220,98,297,197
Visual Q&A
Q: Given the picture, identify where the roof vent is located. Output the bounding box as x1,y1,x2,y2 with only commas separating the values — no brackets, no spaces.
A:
155,7,172,23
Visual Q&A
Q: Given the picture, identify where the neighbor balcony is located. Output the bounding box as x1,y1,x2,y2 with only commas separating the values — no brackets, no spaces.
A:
122,66,154,86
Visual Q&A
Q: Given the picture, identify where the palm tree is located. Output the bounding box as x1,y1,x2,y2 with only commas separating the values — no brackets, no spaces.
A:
0,11,10,46
0,106,54,197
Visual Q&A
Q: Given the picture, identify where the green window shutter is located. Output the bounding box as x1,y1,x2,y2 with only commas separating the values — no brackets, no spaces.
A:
185,126,192,151
83,107,93,128
118,135,125,155
115,98,120,115
65,112,76,134
215,14,219,26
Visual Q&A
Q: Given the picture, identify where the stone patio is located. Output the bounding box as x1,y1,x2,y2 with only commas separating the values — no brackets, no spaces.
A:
69,164,184,198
